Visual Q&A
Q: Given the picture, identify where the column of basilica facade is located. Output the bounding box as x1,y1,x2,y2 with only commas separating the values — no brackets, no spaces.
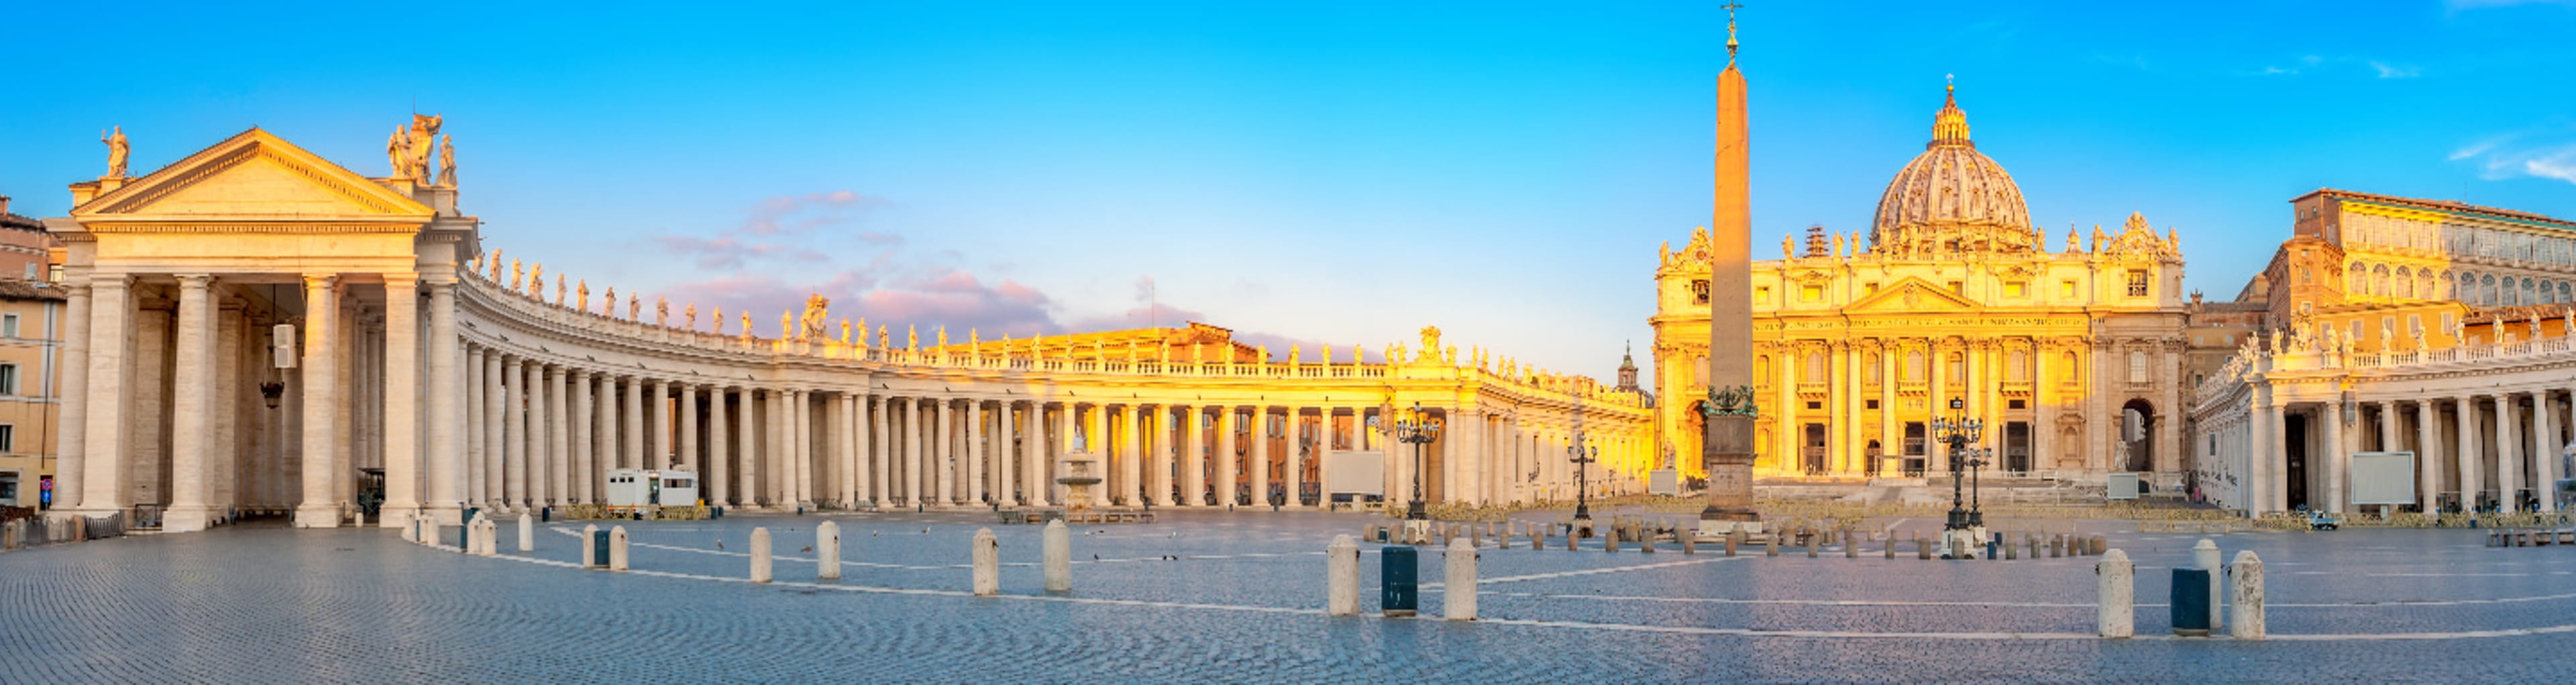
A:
42,125,1654,532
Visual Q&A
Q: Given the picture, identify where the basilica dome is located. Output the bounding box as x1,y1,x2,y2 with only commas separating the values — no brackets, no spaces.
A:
1869,85,2037,256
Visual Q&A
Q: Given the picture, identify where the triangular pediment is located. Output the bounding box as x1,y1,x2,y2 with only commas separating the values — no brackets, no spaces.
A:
1845,276,1980,313
74,128,433,223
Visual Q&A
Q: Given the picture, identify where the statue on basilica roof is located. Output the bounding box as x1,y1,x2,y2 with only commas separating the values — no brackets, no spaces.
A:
102,126,129,179
437,135,457,189
686,303,698,331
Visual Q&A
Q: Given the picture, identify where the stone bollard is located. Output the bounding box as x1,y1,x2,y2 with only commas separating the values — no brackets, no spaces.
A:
2029,536,2041,561
1766,533,1780,557
1471,525,1483,549
2231,550,2265,639
1917,536,1931,560
1564,529,1577,551
2051,535,2065,558
1883,534,1894,559
2090,536,2108,556
1845,529,1859,558
1682,531,1697,554
817,521,843,580
1043,519,1071,592
1499,523,1513,549
972,528,1000,596
2097,549,2134,638
478,519,498,557
1806,532,1819,558
2194,539,2224,631
749,527,774,583
519,513,535,553
1727,530,1742,557
582,524,601,568
2004,538,2017,560
1605,529,1620,553
609,525,631,571
1328,535,1360,616
1445,537,1478,621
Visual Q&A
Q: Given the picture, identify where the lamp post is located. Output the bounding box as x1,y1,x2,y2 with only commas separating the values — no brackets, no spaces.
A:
1391,402,1442,521
1569,438,1599,525
1966,445,1990,528
1930,397,1984,533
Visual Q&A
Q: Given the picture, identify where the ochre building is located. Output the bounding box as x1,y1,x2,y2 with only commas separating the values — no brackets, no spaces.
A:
1653,86,2190,484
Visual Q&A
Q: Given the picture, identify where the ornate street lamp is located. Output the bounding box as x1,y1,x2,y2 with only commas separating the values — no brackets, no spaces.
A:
1569,438,1599,527
1930,397,1984,533
1391,402,1443,521
1966,445,1991,528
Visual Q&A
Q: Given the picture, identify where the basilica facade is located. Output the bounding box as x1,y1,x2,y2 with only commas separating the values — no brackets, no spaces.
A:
1652,86,2191,484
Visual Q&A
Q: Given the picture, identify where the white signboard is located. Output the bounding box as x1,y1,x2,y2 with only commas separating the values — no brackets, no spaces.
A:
1648,469,1679,496
2105,472,2141,500
2350,451,2417,506
1324,450,1383,497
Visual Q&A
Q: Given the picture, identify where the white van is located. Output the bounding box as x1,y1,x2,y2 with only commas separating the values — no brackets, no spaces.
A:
604,468,700,509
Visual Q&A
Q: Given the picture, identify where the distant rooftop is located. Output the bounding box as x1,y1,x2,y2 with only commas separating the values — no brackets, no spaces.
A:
2300,188,2576,231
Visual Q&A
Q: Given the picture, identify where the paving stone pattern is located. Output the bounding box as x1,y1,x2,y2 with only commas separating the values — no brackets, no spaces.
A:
3,509,2573,683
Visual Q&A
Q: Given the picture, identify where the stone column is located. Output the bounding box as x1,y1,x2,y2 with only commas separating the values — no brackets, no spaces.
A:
378,276,421,524
166,274,217,531
737,388,760,507
503,357,527,510
905,399,925,507
705,386,729,506
2499,395,2521,512
594,373,616,501
1216,407,1238,506
619,376,641,471
2253,388,2281,514
54,281,91,511
70,276,127,513
869,394,888,507
481,352,504,508
2322,400,2347,514
928,397,949,505
1829,341,1849,474
642,380,665,471
1087,404,1110,507
465,346,486,508
767,389,788,506
1181,405,1205,506
2532,391,2556,513
1700,54,1758,527
966,399,985,504
996,401,1016,505
1037,403,1065,507
678,383,699,476
545,364,568,507
2457,397,2482,511
570,370,594,505
1026,402,1051,507
2415,400,2440,512
1252,407,1273,507
293,275,341,527
527,361,550,509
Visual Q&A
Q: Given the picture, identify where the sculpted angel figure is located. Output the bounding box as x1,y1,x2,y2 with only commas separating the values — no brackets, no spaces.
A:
685,304,698,331
799,295,830,339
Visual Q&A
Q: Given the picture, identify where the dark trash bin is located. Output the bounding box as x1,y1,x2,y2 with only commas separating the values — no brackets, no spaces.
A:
2171,568,2212,636
1381,546,1418,617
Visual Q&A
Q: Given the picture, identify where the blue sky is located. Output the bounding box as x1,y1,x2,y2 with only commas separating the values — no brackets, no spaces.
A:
5,1,2573,381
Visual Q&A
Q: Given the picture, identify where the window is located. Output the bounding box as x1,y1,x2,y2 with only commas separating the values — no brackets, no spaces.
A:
2441,313,2457,335
0,364,17,396
1865,353,1881,384
2060,351,2079,382
2060,280,2078,299
2127,350,2147,383
2125,270,2149,297
1866,282,1880,295
2409,314,2422,335
1905,351,1925,382
1695,280,1713,305
1947,352,1964,381
0,314,15,338
2008,399,2026,410
2007,350,2028,381
2004,281,2026,298
0,424,15,452
17,264,32,280
1806,352,1825,378
1866,399,1880,410
1801,284,1823,302
1947,281,1964,295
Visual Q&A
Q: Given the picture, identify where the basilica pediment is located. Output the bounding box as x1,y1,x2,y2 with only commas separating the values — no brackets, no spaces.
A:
73,128,433,226
1845,276,1980,313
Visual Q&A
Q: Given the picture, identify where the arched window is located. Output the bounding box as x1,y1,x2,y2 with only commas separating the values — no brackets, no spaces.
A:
2523,278,2536,305
2483,274,2498,306
2461,272,2477,303
1754,355,1768,382
2060,351,2079,383
1865,352,1882,384
1805,351,1825,379
2420,270,2435,301
2561,282,2571,303
2007,350,2029,381
1906,350,1925,382
1947,352,1964,382
2349,262,2367,293
2395,266,2414,298
2373,264,2390,297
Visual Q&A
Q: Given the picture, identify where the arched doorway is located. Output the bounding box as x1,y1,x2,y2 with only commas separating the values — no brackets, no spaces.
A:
2120,399,2156,473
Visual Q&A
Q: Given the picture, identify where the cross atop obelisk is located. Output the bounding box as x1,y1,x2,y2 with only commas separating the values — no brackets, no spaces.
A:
1701,2,1762,535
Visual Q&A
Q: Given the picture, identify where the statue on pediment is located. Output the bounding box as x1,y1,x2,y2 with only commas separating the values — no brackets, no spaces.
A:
686,304,698,331
969,328,981,352
509,260,524,291
780,311,792,339
879,325,890,350
527,264,543,297
800,295,830,339
937,325,949,348
1782,235,1794,260
655,297,669,327
908,325,918,351
386,126,409,178
577,280,590,312
102,126,129,179
437,135,457,188
486,250,503,280
710,306,723,333
841,320,853,344
555,276,566,306
1289,345,1300,365
741,313,753,340
408,114,442,180
629,295,641,321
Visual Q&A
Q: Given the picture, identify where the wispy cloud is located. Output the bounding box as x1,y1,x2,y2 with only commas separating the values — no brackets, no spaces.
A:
649,190,888,270
2451,125,2576,187
2447,0,2576,11
2368,61,2422,78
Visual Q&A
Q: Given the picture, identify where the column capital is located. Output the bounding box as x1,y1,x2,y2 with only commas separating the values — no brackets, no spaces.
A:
382,272,421,288
90,272,134,289
174,273,215,288
301,273,338,290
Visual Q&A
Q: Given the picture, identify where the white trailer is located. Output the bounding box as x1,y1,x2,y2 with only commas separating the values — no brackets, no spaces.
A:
604,468,700,509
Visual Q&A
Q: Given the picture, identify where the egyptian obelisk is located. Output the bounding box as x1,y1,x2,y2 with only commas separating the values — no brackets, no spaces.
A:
1701,4,1761,535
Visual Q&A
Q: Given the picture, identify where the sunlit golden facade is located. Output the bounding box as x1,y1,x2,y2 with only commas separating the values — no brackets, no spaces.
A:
1652,87,2190,483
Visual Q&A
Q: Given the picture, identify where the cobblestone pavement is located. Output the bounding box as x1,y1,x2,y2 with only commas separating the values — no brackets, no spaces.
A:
4,507,2573,683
